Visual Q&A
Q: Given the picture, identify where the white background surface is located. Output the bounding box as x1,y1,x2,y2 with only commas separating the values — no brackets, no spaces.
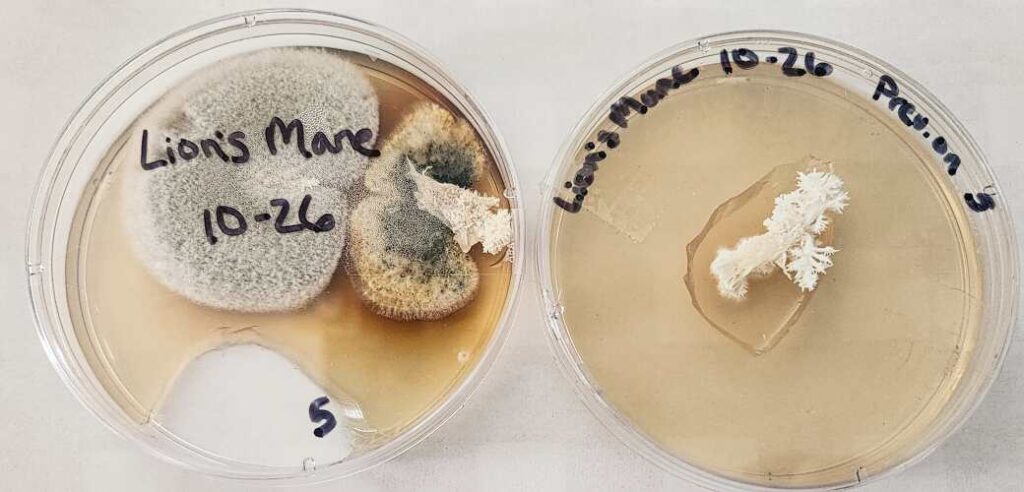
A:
2,1,1023,491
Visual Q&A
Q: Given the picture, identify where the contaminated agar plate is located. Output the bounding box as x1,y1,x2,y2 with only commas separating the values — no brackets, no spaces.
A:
539,31,1016,490
27,10,522,482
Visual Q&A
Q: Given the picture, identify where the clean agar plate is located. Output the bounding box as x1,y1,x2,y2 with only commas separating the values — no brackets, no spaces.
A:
539,31,1016,490
27,10,522,483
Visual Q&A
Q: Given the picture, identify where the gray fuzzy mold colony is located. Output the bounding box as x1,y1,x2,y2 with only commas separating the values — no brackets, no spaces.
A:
124,48,379,312
347,103,487,320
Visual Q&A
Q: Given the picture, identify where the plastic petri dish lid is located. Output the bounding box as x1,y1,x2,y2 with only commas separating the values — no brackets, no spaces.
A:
27,9,523,483
538,31,1016,490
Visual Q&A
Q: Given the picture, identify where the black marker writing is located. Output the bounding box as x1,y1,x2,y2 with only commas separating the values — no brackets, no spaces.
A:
872,74,989,211
141,117,378,172
266,117,380,159
201,194,335,245
265,117,312,158
554,47,834,214
308,396,336,438
720,48,759,73
802,51,833,77
226,131,250,164
725,47,831,78
777,48,831,77
964,192,996,212
140,130,166,170
140,129,250,170
554,63,700,212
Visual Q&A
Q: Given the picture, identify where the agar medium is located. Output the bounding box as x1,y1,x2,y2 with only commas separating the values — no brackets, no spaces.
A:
540,31,1016,490
27,11,522,483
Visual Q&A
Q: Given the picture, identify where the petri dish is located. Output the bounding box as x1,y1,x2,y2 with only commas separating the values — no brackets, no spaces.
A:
26,9,523,483
539,31,1017,490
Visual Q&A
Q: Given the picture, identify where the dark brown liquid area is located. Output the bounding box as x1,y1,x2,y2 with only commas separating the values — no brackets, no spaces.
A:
65,51,512,454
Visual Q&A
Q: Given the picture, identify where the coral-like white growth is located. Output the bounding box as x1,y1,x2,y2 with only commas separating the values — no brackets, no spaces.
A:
408,162,512,254
710,171,849,300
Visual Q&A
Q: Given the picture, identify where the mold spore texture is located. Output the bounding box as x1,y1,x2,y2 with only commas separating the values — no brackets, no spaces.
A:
124,48,379,312
348,191,480,321
347,103,488,320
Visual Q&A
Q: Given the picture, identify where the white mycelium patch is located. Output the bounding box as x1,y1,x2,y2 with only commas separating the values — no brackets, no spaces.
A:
711,171,849,300
408,161,512,255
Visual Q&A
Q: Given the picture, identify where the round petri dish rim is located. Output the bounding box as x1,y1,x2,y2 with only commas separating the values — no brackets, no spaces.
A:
537,30,1018,491
25,8,525,484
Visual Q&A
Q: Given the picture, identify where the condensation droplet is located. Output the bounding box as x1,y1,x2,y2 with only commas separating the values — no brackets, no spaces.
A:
697,40,710,53
243,15,257,27
302,457,316,472
550,303,564,321
457,350,469,364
